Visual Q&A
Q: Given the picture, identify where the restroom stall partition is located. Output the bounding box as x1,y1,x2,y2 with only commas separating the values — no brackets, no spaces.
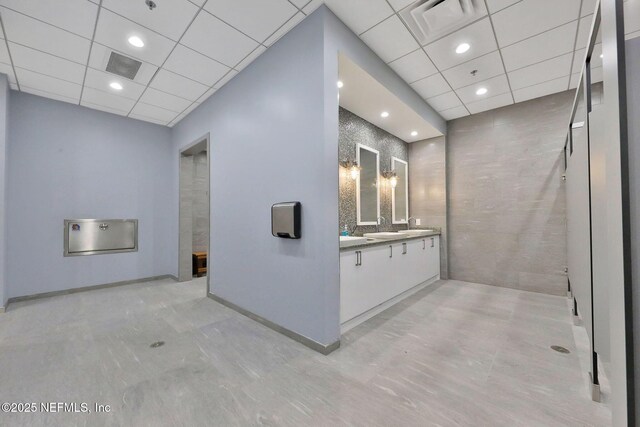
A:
565,6,609,402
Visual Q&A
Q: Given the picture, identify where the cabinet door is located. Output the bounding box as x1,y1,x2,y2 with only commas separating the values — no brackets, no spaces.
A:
340,246,392,323
426,236,440,279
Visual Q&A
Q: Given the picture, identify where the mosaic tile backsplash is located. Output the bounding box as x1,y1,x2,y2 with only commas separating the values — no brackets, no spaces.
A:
339,107,409,236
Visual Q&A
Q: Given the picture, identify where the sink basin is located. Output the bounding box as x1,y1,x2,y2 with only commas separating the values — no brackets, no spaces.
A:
362,232,404,240
399,229,435,236
339,235,367,248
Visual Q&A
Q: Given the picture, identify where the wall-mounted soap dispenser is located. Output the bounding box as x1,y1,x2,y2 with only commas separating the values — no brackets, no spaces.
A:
271,202,301,239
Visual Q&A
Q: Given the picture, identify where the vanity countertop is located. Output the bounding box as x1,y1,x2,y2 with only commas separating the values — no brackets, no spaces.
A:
340,229,441,251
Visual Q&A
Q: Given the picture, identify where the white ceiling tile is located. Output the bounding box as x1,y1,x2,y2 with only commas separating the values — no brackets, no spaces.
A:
181,11,258,67
81,86,136,113
8,43,85,84
441,51,504,89
389,49,438,84
324,0,394,34
0,41,10,64
486,0,521,14
94,9,176,67
88,43,158,86
492,0,581,47
512,76,569,103
425,91,462,111
130,102,177,123
423,18,498,70
164,44,230,86
360,16,419,63
439,105,469,120
302,0,323,14
129,113,171,126
139,87,193,113
188,0,206,6
0,0,98,38
102,0,199,41
84,67,146,100
21,85,79,104
465,92,513,114
150,69,209,101
0,8,91,64
508,53,572,90
410,73,451,99
626,0,640,35
205,0,297,42
0,63,17,85
197,87,217,103
80,100,129,117
501,21,578,71
591,66,603,83
235,46,267,71
214,69,239,88
581,0,598,17
265,12,305,46
575,14,596,50
16,68,82,101
455,74,510,103
388,0,414,11
289,0,311,8
626,30,640,41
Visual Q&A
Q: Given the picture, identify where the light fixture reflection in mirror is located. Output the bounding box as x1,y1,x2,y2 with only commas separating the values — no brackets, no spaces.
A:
382,170,398,188
340,159,360,180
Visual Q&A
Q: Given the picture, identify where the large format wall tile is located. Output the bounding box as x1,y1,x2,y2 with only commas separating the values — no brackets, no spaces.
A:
447,90,573,295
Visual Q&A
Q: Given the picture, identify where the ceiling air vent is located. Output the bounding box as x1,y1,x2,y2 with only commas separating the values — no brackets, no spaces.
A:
400,0,487,45
105,52,142,80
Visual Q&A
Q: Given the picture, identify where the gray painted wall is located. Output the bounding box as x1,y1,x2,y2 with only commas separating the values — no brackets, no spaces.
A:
626,36,640,423
408,136,447,278
0,75,7,308
171,9,340,346
6,92,175,299
447,90,571,296
339,107,408,234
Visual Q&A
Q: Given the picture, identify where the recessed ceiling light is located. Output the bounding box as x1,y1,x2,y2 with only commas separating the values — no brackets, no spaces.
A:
476,87,488,95
411,131,418,137
128,36,144,48
337,80,344,88
110,82,123,91
381,111,389,118
600,54,603,58
456,43,470,54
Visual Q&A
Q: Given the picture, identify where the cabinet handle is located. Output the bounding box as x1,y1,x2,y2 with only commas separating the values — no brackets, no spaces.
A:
355,251,361,266
389,245,393,258
422,239,425,250
402,243,407,255
431,238,434,248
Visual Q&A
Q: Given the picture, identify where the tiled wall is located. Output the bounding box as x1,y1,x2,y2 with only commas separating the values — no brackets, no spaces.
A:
408,136,448,278
447,90,572,296
339,107,408,235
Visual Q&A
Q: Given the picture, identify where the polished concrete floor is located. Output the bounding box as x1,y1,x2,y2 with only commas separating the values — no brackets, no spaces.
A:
0,278,610,426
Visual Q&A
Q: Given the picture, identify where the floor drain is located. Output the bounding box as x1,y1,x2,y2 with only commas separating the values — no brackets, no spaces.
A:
150,341,165,348
551,345,570,354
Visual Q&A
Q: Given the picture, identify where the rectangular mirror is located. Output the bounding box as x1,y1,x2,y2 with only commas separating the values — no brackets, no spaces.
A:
356,144,379,225
392,157,408,224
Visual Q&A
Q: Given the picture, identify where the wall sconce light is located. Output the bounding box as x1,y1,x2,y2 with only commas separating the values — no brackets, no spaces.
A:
340,159,360,180
382,170,398,188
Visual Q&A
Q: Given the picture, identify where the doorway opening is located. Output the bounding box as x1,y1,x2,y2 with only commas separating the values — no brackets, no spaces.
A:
179,135,210,293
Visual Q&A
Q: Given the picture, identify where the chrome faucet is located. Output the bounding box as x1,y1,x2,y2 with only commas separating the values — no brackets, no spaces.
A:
376,216,386,232
407,217,417,230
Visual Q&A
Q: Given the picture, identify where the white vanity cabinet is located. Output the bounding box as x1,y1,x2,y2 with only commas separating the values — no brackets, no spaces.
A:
340,235,440,330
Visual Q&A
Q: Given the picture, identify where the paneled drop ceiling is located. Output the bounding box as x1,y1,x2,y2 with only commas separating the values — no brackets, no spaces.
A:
0,0,638,126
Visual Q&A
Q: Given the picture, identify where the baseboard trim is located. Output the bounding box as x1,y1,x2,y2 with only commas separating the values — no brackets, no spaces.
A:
6,274,177,308
340,275,440,334
207,292,340,355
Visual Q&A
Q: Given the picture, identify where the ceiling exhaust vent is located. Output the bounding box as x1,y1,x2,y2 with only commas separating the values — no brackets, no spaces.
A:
400,0,487,45
105,52,142,80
